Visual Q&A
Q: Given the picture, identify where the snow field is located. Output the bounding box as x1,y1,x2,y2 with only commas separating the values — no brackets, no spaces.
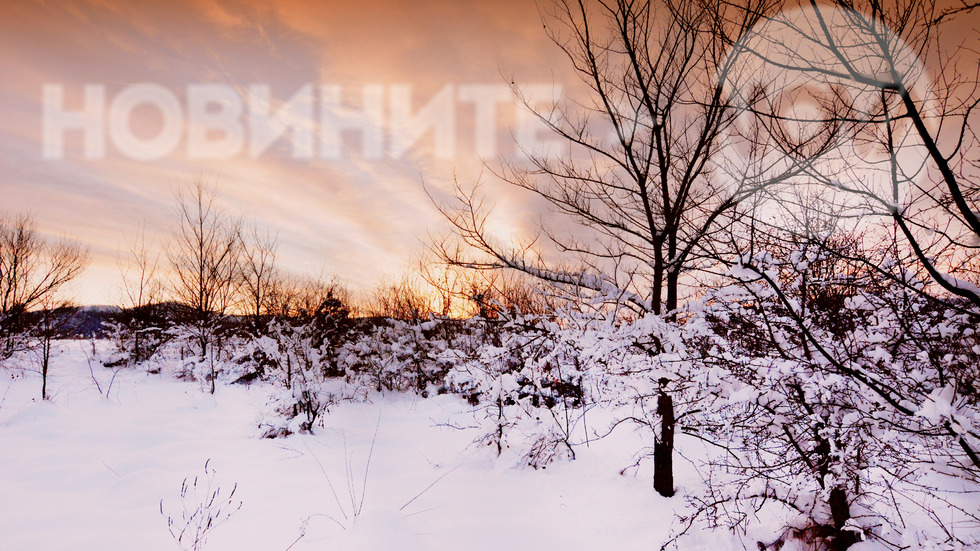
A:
0,341,693,551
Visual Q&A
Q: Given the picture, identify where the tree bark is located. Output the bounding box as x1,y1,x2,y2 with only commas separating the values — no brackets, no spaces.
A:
666,269,680,321
653,380,675,497
828,486,857,550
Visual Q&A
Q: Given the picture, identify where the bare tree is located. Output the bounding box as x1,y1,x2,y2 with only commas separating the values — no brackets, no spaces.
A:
417,253,467,318
671,2,980,545
418,258,553,319
723,0,980,470
32,293,76,400
431,0,793,498
0,212,88,361
433,0,793,318
114,222,163,364
168,178,242,392
368,274,435,321
238,224,279,334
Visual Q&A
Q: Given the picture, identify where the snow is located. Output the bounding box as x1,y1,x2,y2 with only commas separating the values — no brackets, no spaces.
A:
935,272,980,298
2,328,976,551
0,341,681,551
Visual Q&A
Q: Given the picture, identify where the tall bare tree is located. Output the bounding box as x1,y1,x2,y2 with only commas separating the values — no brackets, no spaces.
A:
434,0,791,318
433,0,796,498
680,2,980,544
168,178,242,391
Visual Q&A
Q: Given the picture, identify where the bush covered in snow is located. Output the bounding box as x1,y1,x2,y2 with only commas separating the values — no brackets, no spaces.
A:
17,257,977,551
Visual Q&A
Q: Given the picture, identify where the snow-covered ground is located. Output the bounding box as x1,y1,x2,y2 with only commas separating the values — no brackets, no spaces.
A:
0,341,720,551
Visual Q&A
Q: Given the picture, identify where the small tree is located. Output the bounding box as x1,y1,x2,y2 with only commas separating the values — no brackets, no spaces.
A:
0,212,87,362
368,274,435,321
238,224,279,335
258,277,354,434
32,296,78,400
113,222,164,365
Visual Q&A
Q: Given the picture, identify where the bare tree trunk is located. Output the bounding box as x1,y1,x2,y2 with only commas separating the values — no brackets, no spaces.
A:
654,378,675,497
134,327,142,364
652,255,665,315
41,336,50,400
666,269,679,320
828,486,857,551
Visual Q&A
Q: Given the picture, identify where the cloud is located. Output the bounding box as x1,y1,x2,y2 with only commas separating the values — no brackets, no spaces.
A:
0,0,580,305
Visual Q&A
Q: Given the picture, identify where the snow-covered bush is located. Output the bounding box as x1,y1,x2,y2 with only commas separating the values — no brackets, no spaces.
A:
102,304,171,368
247,291,355,435
668,243,980,550
341,317,454,395
440,315,597,468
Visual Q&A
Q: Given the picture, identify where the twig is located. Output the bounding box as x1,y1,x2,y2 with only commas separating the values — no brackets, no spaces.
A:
400,464,462,512
303,439,348,521
358,414,382,516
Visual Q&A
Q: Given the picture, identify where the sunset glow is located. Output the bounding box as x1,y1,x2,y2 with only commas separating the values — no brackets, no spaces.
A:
0,0,572,305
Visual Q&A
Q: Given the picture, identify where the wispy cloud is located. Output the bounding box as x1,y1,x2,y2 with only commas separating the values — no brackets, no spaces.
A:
0,0,573,305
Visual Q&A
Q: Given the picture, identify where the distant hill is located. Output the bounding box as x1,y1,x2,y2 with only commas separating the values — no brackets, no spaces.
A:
17,306,115,339
19,303,180,340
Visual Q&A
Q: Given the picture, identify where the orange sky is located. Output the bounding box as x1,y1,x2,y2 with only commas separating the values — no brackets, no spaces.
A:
1,0,977,305
0,0,575,305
